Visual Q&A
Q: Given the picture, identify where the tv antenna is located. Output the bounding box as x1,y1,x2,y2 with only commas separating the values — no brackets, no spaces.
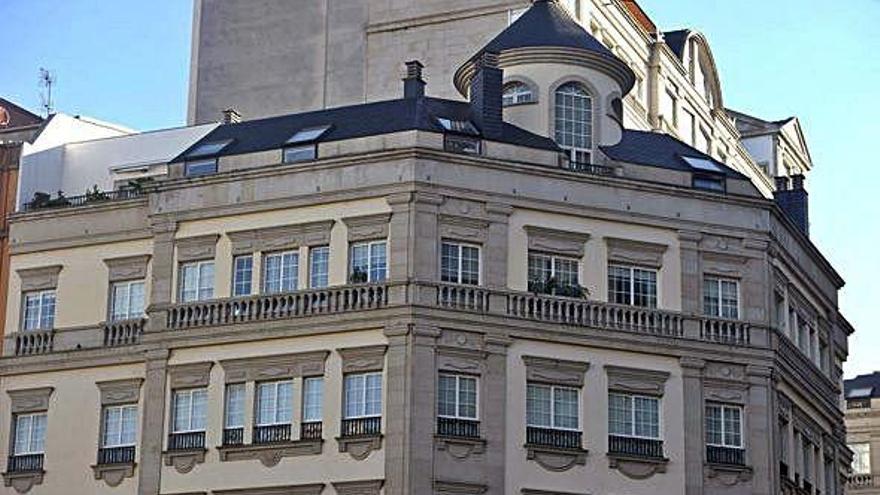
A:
38,68,56,116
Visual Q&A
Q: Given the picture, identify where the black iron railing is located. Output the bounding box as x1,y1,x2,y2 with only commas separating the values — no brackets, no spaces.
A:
526,427,582,450
706,445,745,465
300,421,323,440
97,445,136,465
253,424,291,444
222,427,244,446
341,417,382,437
167,431,205,451
6,454,44,473
22,188,143,212
437,417,480,438
608,435,664,459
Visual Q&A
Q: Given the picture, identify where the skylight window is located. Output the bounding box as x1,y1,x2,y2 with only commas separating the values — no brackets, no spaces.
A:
287,125,331,145
437,118,480,136
848,387,874,399
682,156,723,173
186,140,233,158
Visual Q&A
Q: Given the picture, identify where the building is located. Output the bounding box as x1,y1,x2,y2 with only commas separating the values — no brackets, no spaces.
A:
845,373,880,493
0,1,854,495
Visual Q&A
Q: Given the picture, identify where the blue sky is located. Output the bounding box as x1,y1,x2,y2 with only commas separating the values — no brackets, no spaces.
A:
1,0,876,377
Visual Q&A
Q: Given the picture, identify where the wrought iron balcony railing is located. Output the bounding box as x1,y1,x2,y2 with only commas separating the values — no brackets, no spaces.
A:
253,424,292,444
167,431,205,451
5,454,43,473
706,445,745,466
608,435,665,459
222,427,244,446
300,421,323,440
340,417,382,437
436,417,480,438
97,446,136,465
526,427,582,450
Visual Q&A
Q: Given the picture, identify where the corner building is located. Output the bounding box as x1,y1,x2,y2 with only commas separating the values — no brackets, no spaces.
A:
0,2,853,495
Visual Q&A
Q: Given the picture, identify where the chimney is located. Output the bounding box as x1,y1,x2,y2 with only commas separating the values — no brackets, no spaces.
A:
403,61,426,99
222,108,242,124
469,51,503,140
773,174,809,236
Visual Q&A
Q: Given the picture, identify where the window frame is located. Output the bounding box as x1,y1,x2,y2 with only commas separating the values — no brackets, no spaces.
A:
607,263,658,308
224,383,246,429
437,373,479,421
21,289,56,331
527,251,580,292
526,382,580,432
850,442,871,475
308,245,330,289
231,255,254,297
349,240,388,283
101,404,138,448
184,158,218,177
302,376,324,423
262,250,299,294
554,82,594,166
703,276,740,319
440,241,482,286
171,388,208,434
255,380,294,427
608,392,662,440
178,260,215,303
705,403,744,449
342,372,383,420
282,144,317,164
109,279,146,321
13,412,47,455
502,81,535,107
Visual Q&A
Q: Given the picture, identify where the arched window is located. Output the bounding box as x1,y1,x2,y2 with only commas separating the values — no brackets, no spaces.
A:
502,82,534,106
554,82,593,165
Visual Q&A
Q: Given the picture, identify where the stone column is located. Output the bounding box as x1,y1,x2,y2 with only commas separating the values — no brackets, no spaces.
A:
138,349,169,495
146,218,176,334
483,334,511,495
747,365,774,495
383,322,412,495
680,356,705,495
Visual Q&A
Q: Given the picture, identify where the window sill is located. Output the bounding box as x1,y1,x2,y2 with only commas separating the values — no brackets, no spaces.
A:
435,434,486,460
162,448,206,474
91,461,136,487
2,469,45,494
607,451,669,480
525,443,588,472
218,438,323,467
336,433,383,461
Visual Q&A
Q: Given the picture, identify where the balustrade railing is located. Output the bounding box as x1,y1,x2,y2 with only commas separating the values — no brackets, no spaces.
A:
167,283,389,330
437,284,490,312
300,421,323,440
436,417,480,438
699,317,750,345
167,431,206,451
14,329,54,356
706,445,745,465
608,435,665,459
253,424,292,444
526,427,582,450
97,446,136,465
340,417,382,437
222,427,244,446
103,319,144,347
848,474,877,488
6,454,44,473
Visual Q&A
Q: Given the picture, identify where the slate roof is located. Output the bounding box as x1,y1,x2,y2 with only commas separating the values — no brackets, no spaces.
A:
663,30,690,60
845,372,880,399
172,97,560,162
600,129,748,179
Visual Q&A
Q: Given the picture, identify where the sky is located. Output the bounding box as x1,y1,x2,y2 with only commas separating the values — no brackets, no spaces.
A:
0,0,877,378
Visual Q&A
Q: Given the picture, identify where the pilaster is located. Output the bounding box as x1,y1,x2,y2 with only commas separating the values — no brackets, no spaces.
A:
680,356,705,495
746,365,774,495
138,348,170,495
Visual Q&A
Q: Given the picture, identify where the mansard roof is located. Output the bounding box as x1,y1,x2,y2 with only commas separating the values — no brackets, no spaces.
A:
173,96,560,162
845,372,880,399
662,29,690,60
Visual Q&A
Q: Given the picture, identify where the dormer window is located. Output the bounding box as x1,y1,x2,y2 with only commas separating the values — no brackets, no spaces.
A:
502,82,535,106
283,145,317,164
184,139,233,177
283,125,330,164
554,82,593,165
437,118,482,156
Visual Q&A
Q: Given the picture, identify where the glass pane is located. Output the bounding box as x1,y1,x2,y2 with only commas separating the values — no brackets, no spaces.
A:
225,383,245,428
256,382,277,425
30,414,47,453
281,253,298,292
365,374,382,416
527,253,552,289
232,256,253,297
460,246,480,285
526,384,551,427
370,242,387,281
277,382,293,423
344,375,364,418
191,389,207,430
309,246,329,288
634,396,660,439
173,391,192,432
303,377,324,422
723,406,742,447
441,243,459,283
180,264,198,302
103,407,122,446
553,387,579,430
703,278,720,317
111,283,129,321
23,294,40,330
633,268,657,308
608,265,632,305
705,405,723,445
40,292,56,329
555,257,579,288
128,281,145,317
608,393,632,436
14,415,31,454
121,406,138,445
458,376,477,419
437,374,457,417
720,280,739,319
198,262,214,300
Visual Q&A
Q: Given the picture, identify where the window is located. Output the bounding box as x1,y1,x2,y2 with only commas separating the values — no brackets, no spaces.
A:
224,383,246,429
851,443,871,474
22,290,56,331
662,88,678,126
263,251,298,294
110,280,145,321
441,242,480,286
680,109,695,144
802,440,813,483
309,246,329,289
444,135,482,155
502,82,534,106
554,82,593,165
232,255,253,297
437,374,478,420
704,277,739,319
526,383,579,430
185,159,218,177
609,393,660,439
287,125,331,145
705,403,742,448
172,388,207,433
256,381,293,426
186,140,232,158
283,145,317,164
528,252,579,295
693,175,725,192
178,261,214,302
343,373,382,419
13,413,47,455
102,405,138,447
608,265,657,308
302,377,324,422
350,240,387,283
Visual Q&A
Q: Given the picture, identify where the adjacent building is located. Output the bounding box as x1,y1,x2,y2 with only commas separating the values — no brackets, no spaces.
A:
845,373,880,494
0,1,855,495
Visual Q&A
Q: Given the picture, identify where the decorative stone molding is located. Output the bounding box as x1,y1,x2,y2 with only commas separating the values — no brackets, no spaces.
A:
96,378,143,406
704,382,748,405
434,479,488,494
337,435,383,461
604,365,670,397
523,356,589,387
226,220,334,255
331,479,384,495
218,439,323,466
342,213,391,242
213,484,325,495
8,387,53,413
439,215,489,244
526,444,588,472
704,463,754,486
437,352,484,375
91,462,135,487
777,392,792,422
219,351,329,383
607,454,668,479
17,265,62,292
435,435,486,460
702,251,748,279
522,490,590,495
175,234,220,262
168,362,213,389
163,449,206,474
103,255,151,282
704,362,746,382
604,237,667,268
3,470,44,494
524,226,590,257
339,345,387,373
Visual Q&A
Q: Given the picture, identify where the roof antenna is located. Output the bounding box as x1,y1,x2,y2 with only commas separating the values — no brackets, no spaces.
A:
38,68,56,117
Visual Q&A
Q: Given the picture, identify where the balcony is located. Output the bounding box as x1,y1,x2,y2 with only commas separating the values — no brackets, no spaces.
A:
341,417,382,438
222,427,244,446
436,417,480,439
97,446,136,465
300,421,323,440
848,474,878,489
608,435,665,459
253,424,291,444
6,318,145,357
167,431,205,451
21,187,143,213
526,427,582,450
706,445,745,466
5,454,43,473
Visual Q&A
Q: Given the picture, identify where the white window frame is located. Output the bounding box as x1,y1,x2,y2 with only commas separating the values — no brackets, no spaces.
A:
705,403,744,449
171,388,208,434
349,240,387,283
440,241,481,286
527,252,580,287
608,392,662,440
302,377,324,423
262,250,299,294
526,383,580,432
22,289,56,331
502,82,534,106
309,246,330,289
255,380,293,426
703,276,740,319
102,404,138,448
178,260,214,303
13,412,47,455
437,373,479,421
608,264,658,308
231,255,253,297
110,279,146,321
554,82,594,165
343,372,383,419
224,383,246,429
851,442,871,475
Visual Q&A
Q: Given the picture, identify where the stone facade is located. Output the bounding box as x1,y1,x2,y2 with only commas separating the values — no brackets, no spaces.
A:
844,374,880,494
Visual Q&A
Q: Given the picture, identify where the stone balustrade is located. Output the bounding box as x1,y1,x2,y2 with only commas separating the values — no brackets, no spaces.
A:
847,474,878,489
5,319,145,357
